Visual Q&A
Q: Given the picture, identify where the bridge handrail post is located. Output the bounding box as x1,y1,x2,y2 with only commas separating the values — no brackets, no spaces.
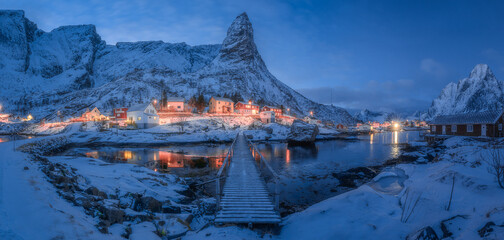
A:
246,137,281,210
216,132,239,210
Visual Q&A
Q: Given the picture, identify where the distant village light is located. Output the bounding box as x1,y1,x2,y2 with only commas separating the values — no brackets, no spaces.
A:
310,111,313,116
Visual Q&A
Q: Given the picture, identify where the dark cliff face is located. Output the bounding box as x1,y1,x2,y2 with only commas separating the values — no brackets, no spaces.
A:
217,12,265,68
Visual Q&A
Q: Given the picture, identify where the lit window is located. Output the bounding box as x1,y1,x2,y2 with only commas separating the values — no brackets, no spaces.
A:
138,117,141,121
451,125,457,132
467,125,473,132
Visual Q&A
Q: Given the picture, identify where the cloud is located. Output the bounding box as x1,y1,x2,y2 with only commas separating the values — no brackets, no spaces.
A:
297,78,430,114
420,58,447,78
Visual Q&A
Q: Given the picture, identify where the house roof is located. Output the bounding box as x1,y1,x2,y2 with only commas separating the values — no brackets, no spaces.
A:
128,103,152,112
144,112,159,117
430,111,503,125
212,97,233,102
263,105,280,110
166,97,185,102
237,101,259,107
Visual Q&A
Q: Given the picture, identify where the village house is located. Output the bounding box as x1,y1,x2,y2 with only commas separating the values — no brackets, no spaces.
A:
260,111,275,124
111,108,128,121
336,123,347,130
262,106,282,115
429,110,504,137
82,107,104,121
165,97,186,112
209,97,234,114
235,100,260,114
127,103,159,129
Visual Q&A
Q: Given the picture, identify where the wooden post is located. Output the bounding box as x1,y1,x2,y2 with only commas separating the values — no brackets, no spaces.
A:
275,177,280,210
216,178,221,209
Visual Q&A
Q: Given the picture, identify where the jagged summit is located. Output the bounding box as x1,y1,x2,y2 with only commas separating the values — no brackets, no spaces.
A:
426,64,504,119
216,12,265,67
469,63,494,80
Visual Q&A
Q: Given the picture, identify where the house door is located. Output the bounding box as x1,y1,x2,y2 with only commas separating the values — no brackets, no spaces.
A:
481,124,487,137
442,125,446,135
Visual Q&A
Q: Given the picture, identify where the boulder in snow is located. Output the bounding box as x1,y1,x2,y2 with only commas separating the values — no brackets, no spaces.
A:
287,120,319,145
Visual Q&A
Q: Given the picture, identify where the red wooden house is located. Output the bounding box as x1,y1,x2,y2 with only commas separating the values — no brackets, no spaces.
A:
429,110,504,137
111,108,128,121
235,101,260,114
262,106,282,115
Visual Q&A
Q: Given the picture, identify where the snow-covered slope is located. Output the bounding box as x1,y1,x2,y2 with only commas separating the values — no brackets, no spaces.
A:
0,10,355,124
426,64,504,120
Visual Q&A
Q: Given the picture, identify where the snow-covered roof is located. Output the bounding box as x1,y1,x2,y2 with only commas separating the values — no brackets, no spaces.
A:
128,103,152,112
237,101,259,107
263,105,280,109
144,112,158,117
166,97,185,102
212,97,233,102
430,111,503,125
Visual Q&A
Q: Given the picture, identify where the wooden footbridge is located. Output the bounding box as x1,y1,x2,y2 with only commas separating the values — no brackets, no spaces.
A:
215,133,281,224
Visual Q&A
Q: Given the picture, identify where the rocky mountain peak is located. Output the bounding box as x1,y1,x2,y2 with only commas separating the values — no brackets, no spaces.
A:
216,12,265,67
468,63,494,80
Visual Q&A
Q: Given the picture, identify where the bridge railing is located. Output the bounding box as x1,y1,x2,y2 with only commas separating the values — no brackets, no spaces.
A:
246,137,280,210
216,132,239,208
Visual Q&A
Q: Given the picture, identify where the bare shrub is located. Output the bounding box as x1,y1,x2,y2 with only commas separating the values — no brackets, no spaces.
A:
482,146,504,189
175,116,188,133
400,187,422,223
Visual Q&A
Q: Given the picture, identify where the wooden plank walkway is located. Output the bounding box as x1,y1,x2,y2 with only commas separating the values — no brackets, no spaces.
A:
215,133,281,224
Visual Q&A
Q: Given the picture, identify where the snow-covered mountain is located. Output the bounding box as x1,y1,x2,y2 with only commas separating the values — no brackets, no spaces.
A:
426,64,504,120
0,10,355,124
354,109,401,123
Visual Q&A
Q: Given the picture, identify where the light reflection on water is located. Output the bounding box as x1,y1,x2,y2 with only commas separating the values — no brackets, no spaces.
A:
70,144,231,172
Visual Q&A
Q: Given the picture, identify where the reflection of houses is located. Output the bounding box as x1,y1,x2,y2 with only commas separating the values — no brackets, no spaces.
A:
235,101,259,114
127,103,159,129
209,97,234,114
165,97,186,112
429,111,504,137
262,106,282,115
158,151,185,168
260,111,275,123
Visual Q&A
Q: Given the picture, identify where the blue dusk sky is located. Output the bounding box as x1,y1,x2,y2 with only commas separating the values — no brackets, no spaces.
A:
4,0,504,113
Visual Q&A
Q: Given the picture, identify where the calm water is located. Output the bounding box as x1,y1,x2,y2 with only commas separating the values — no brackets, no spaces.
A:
63,131,424,208
254,130,424,208
0,135,36,143
65,144,231,172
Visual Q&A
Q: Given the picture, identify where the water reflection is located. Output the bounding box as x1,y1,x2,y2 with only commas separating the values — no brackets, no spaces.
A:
71,144,230,172
0,135,35,143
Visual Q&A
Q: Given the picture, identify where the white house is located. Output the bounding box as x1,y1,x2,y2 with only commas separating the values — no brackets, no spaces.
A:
260,111,275,124
166,97,185,112
127,103,159,129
